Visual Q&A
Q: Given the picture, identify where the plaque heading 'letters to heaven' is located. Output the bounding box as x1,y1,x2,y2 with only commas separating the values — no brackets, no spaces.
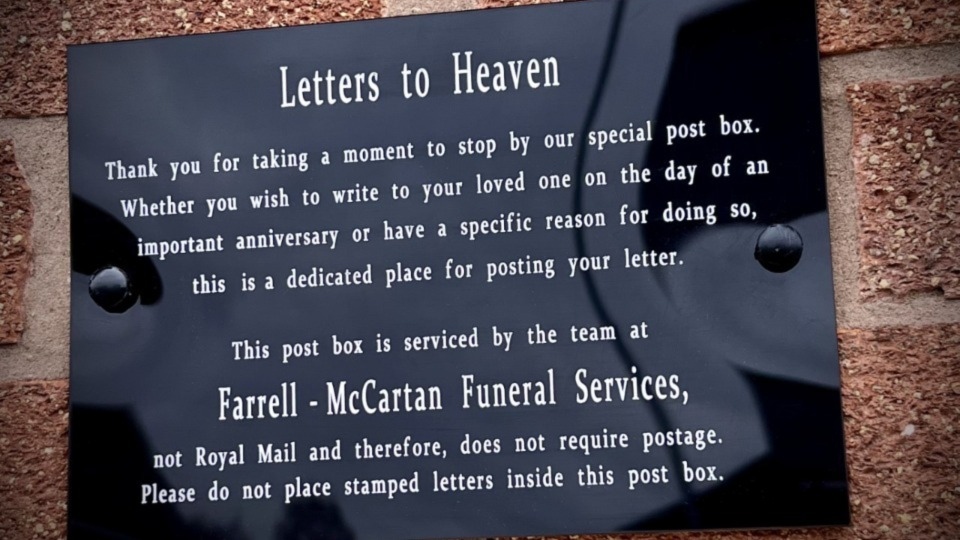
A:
68,0,850,538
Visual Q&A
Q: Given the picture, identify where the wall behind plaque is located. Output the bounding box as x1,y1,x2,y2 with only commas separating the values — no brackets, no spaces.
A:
0,0,957,538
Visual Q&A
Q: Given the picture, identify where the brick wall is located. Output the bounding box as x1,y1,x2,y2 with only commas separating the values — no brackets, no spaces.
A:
1,0,957,538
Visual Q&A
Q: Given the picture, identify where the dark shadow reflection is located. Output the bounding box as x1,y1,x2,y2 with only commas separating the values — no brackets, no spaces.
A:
640,0,826,255
71,195,163,306
573,0,848,530
572,0,702,527
69,407,357,539
69,407,247,539
274,499,354,540
630,372,849,529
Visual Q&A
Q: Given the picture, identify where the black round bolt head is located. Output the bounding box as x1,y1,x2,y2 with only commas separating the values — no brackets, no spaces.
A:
755,224,803,273
89,266,137,313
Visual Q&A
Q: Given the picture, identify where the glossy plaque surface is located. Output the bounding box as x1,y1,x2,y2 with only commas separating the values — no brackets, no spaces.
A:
68,0,849,538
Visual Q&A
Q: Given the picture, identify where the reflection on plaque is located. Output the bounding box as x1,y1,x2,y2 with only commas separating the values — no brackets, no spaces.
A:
68,0,850,538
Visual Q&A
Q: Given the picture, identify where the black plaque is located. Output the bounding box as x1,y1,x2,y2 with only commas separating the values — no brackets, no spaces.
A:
68,0,850,538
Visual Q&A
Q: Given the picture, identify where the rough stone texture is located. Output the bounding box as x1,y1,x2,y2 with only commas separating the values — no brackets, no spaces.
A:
0,119,69,382
836,324,960,540
819,0,960,55
0,119,68,259
0,0,383,118
0,252,71,383
386,0,478,16
848,75,960,300
0,140,32,345
0,380,68,540
479,0,561,8
820,45,960,328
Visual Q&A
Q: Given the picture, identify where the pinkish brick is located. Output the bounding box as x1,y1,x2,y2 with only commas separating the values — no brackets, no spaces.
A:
819,0,960,55
0,140,32,344
849,76,959,299
836,325,960,540
0,380,69,540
